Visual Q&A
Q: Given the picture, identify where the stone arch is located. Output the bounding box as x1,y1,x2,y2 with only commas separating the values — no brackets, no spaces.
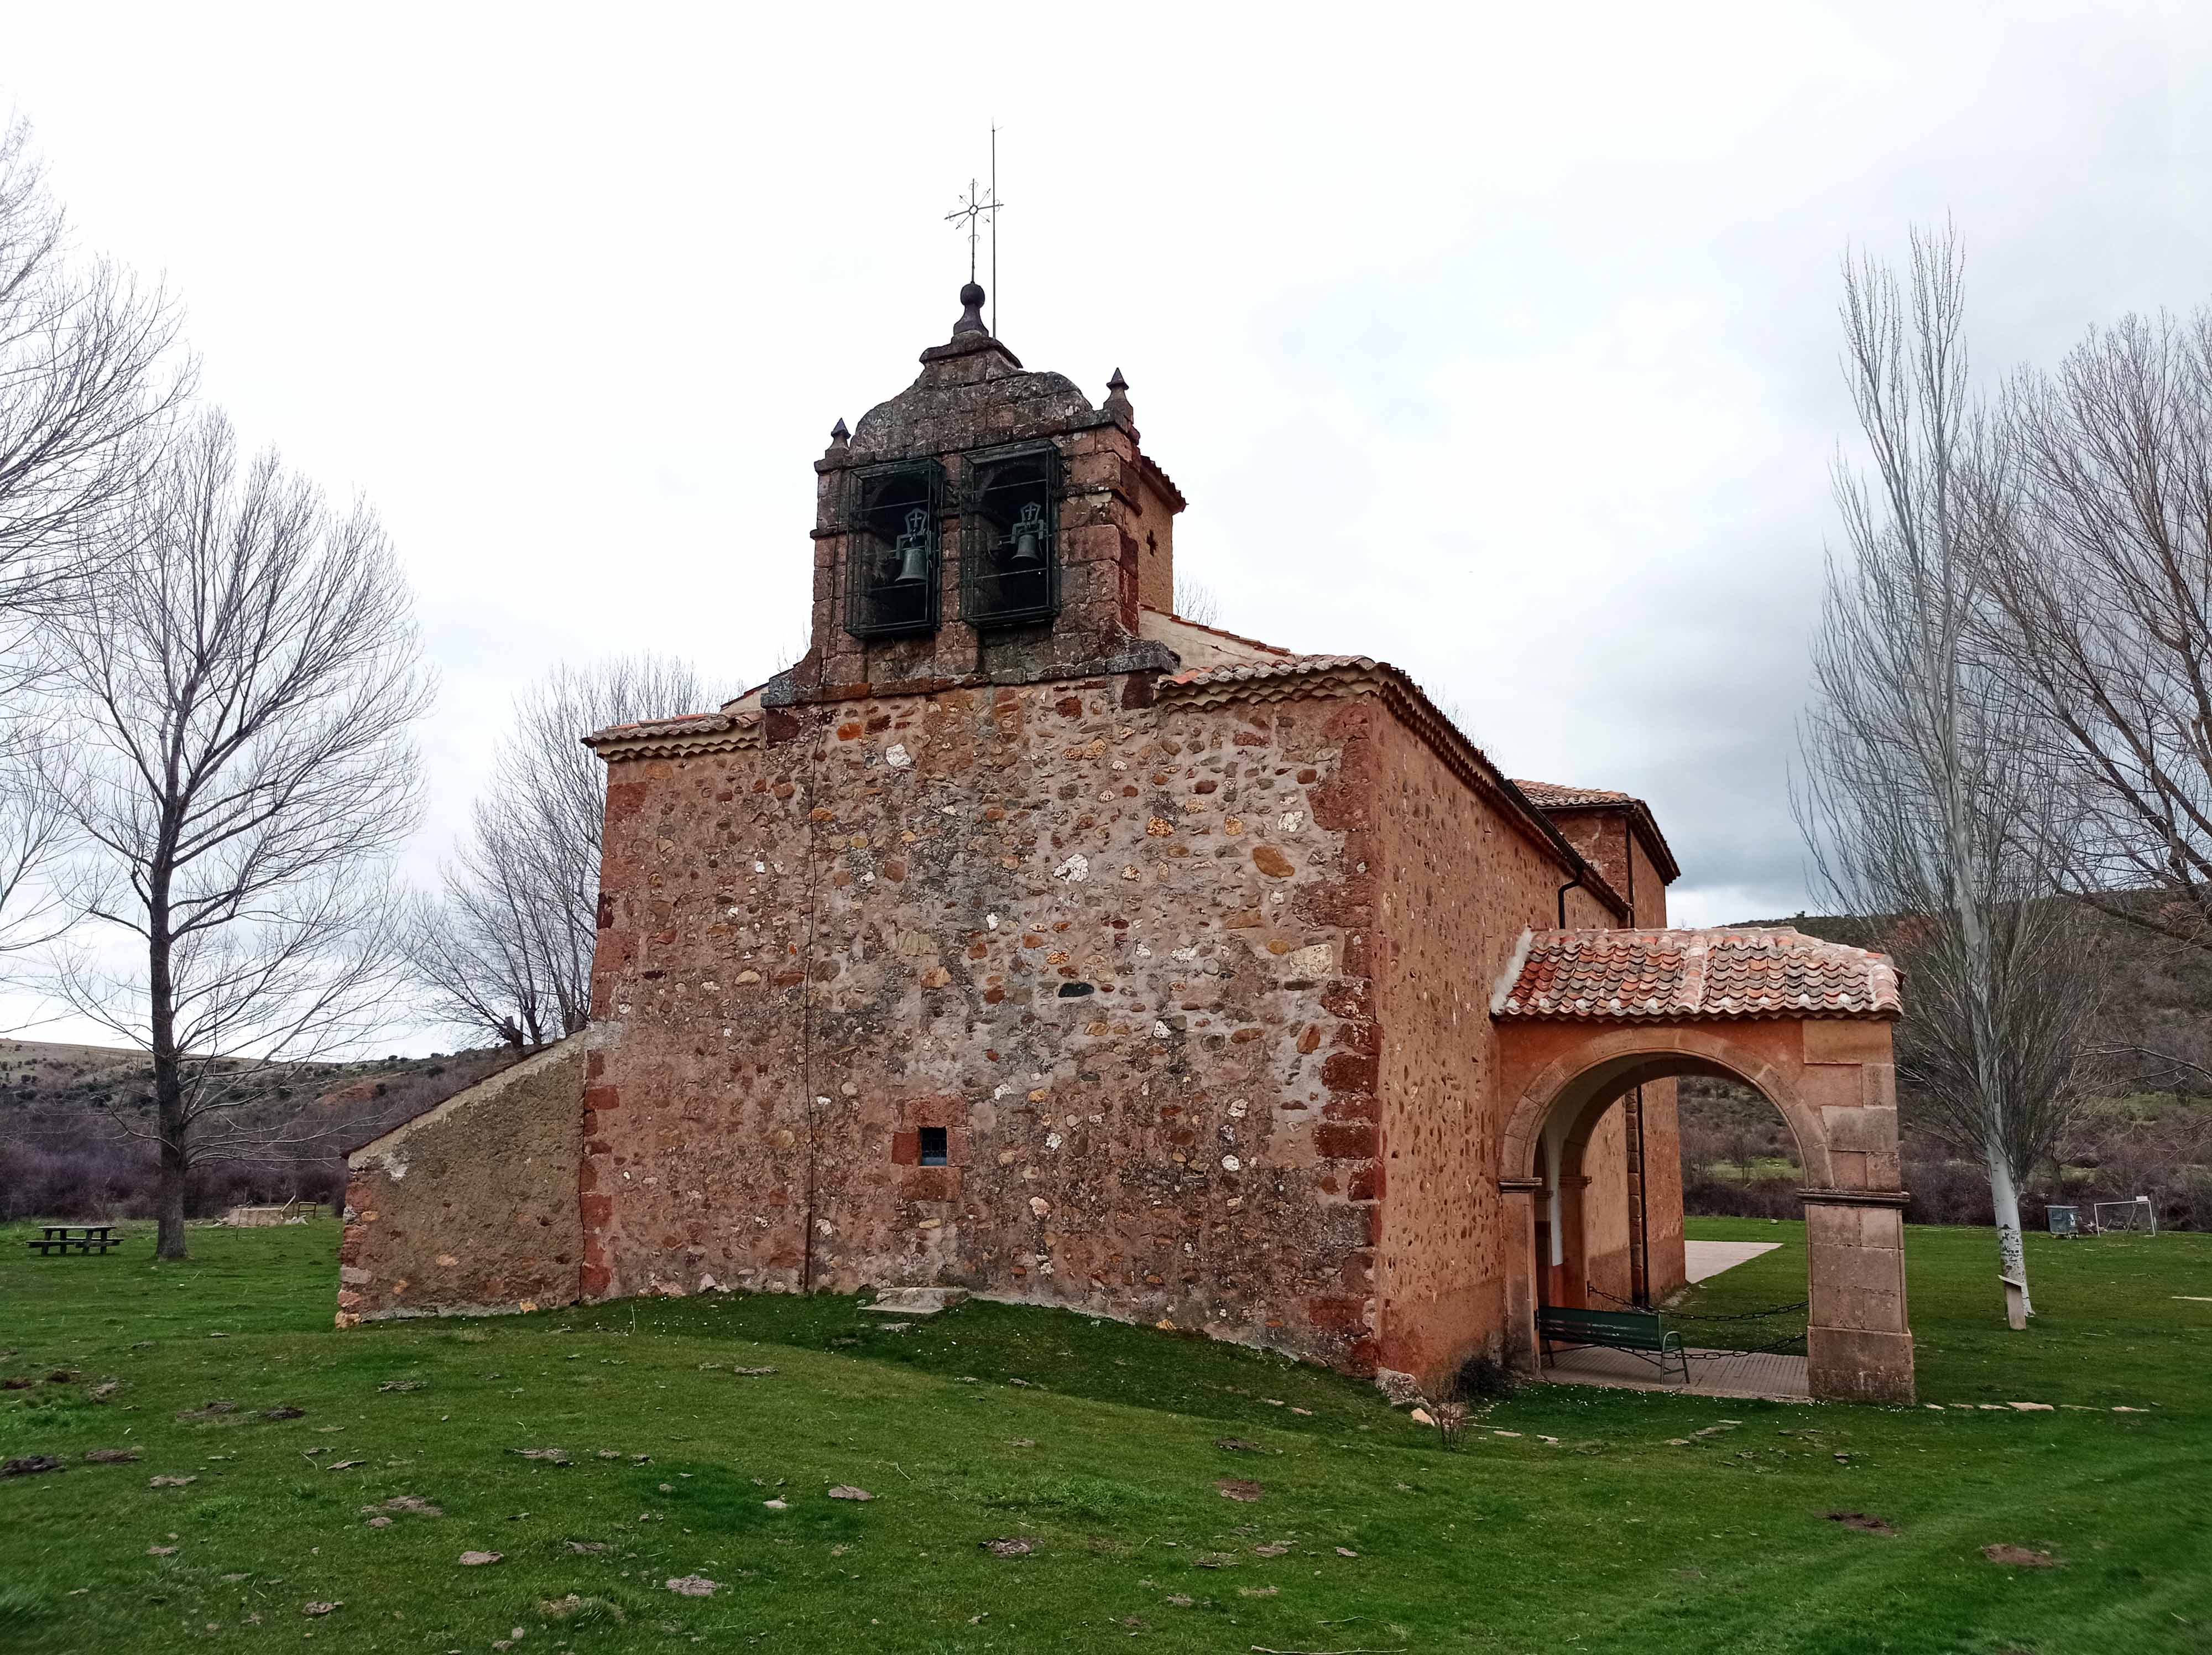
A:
1491,1016,1915,1404
1499,1024,1835,1193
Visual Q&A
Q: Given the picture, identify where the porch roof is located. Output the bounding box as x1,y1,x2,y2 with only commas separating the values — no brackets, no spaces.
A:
1490,926,1900,1022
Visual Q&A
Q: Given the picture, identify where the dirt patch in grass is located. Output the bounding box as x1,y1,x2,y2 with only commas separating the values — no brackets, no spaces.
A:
1827,1512,1897,1535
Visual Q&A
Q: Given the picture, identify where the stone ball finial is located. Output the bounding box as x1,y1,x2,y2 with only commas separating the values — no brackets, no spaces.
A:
953,282,988,337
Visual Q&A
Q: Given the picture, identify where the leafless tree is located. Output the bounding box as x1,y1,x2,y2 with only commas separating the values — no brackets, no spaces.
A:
1173,575,1221,626
1980,310,2212,955
1798,225,2098,1316
37,409,431,1259
0,115,189,620
0,115,190,973
409,655,726,1049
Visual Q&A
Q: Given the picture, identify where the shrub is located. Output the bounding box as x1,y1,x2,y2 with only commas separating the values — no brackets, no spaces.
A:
1452,1351,1519,1402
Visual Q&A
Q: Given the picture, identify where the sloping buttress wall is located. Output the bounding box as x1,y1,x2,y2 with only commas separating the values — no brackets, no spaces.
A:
337,1036,584,1326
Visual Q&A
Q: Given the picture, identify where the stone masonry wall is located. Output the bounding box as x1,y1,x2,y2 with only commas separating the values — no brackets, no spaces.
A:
584,676,1387,1371
1364,713,1637,1389
337,1038,583,1326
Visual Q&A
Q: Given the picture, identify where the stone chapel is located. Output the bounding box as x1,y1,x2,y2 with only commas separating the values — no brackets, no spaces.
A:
340,286,1918,1404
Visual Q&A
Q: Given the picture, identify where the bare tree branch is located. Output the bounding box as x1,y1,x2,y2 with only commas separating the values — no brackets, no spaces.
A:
0,113,191,987
408,655,728,1049
0,113,191,620
1981,311,2212,953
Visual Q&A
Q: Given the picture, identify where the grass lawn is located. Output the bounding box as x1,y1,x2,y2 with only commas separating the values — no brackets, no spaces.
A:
2,1217,2206,1654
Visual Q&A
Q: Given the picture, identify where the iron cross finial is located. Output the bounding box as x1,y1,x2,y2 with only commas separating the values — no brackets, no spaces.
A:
945,177,1002,287
945,129,1004,336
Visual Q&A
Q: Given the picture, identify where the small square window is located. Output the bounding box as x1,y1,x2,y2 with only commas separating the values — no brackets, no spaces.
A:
918,1126,948,1167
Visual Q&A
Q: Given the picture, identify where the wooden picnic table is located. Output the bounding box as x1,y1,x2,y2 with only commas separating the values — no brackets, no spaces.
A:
25,1224,124,1257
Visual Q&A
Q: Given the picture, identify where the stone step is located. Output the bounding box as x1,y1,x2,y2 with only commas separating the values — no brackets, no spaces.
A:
860,1287,969,1317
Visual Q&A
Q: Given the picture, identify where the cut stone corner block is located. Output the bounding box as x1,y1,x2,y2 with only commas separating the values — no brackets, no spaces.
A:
860,1286,971,1316
1807,1326,1916,1404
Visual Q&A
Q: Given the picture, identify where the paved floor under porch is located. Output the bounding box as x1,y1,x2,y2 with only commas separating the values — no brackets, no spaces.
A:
1538,1239,1809,1401
1539,1344,1812,1402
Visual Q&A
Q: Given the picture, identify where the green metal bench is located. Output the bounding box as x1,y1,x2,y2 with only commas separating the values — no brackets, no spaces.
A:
1538,1304,1689,1384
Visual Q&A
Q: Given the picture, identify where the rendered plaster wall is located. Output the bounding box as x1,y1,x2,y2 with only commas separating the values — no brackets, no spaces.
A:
1364,714,1638,1389
1639,1081,1688,1299
336,1039,581,1326
1131,469,1180,614
583,676,1386,1372
1577,1106,1635,1305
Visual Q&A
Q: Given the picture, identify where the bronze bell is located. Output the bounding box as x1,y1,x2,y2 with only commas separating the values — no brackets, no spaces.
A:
890,507,930,585
1009,502,1045,564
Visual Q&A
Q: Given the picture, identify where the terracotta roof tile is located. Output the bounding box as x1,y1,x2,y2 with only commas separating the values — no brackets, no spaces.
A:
1493,927,1900,1022
582,709,759,748
1165,653,1378,688
1511,778,1682,884
1514,779,1636,809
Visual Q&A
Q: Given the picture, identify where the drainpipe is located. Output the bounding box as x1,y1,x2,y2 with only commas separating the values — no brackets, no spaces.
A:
1555,876,1582,928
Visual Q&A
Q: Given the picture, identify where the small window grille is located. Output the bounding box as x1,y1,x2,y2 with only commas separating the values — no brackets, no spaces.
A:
961,442,1062,629
845,461,945,639
918,1126,949,1167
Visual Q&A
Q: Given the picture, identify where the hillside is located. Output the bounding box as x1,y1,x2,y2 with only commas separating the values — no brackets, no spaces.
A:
1678,907,2212,1229
0,1039,520,1222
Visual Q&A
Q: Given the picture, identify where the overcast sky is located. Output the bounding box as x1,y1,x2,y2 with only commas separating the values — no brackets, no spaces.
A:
6,2,2209,1050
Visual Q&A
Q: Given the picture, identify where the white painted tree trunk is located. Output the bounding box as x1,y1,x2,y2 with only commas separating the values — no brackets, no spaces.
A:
1987,1146,2031,1316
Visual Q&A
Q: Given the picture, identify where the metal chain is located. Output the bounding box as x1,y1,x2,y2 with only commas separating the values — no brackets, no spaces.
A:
1579,1282,1810,1356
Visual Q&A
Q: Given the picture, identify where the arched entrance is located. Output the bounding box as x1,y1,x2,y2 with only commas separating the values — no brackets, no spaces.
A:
1491,929,1914,1404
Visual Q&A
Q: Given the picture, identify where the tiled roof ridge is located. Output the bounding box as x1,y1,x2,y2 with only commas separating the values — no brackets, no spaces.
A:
583,707,759,746
1514,778,1636,808
1138,455,1187,512
1509,778,1682,887
1162,652,1375,688
1493,925,1901,1022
